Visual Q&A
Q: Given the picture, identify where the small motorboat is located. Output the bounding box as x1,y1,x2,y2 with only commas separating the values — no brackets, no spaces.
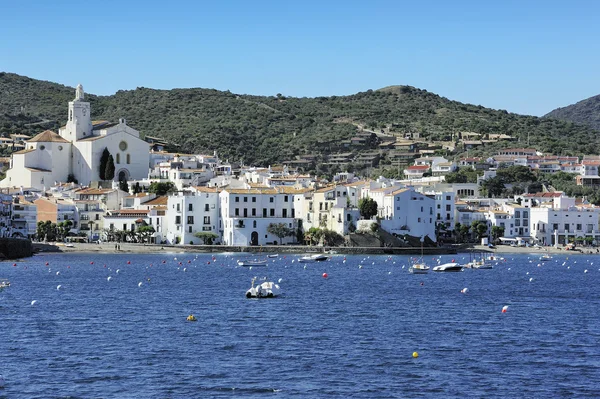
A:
267,254,279,258
0,278,10,290
298,254,329,263
246,277,281,298
540,254,553,261
237,259,268,267
432,262,463,272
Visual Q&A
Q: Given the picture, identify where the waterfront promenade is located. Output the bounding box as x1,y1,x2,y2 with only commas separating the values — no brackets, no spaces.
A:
31,242,597,256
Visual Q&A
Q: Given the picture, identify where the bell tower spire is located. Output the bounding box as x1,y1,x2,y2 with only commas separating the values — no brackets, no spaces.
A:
61,83,92,141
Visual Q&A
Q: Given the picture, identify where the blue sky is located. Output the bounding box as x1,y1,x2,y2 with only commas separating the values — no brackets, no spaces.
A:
1,0,598,116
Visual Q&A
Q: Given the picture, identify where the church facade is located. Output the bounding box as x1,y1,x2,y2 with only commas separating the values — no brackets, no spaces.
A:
1,85,150,189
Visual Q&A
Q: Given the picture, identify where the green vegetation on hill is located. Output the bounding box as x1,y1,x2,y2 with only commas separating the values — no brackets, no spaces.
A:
2,73,600,171
544,94,600,132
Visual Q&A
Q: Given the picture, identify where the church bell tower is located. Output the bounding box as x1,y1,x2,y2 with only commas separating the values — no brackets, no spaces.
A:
63,84,92,141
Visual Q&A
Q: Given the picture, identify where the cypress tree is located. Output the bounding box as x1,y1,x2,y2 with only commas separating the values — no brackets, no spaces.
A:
105,155,116,180
99,148,110,180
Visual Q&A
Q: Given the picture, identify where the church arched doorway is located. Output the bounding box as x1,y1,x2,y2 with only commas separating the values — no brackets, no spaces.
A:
117,169,130,182
250,231,259,246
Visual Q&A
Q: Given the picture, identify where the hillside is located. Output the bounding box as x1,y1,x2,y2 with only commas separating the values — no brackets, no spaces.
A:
544,94,600,132
2,72,600,171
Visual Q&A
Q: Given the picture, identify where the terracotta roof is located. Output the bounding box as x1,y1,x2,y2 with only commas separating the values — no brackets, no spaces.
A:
27,130,69,143
76,188,114,195
407,165,430,170
193,186,220,193
77,135,105,142
224,187,312,195
143,196,168,206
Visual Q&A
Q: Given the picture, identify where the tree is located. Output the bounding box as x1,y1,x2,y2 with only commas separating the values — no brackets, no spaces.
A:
99,148,110,180
148,181,177,196
119,179,129,193
133,182,142,194
136,225,155,243
358,197,378,219
56,220,73,241
267,223,293,243
322,229,345,246
105,154,115,180
496,165,536,184
481,176,505,198
194,231,218,244
491,226,505,240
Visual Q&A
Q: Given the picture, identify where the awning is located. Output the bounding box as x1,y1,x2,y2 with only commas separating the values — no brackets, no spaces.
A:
499,237,517,242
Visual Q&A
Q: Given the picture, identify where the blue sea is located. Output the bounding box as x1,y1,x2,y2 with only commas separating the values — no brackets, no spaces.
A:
1,252,599,398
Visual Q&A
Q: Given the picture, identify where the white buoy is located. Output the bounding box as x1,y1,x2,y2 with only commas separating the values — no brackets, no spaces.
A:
529,277,534,282
278,278,283,283
183,268,187,272
57,285,62,290
31,300,37,306
461,288,468,294
116,269,120,274
304,265,307,269
359,265,363,269
56,271,60,275
584,269,588,273
107,276,112,281
388,271,392,275
138,282,143,287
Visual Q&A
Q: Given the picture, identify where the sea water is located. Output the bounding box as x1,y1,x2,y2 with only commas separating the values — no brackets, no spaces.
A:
1,253,599,398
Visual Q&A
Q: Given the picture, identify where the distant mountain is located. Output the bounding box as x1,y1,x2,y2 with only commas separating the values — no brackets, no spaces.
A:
2,72,600,170
545,94,600,131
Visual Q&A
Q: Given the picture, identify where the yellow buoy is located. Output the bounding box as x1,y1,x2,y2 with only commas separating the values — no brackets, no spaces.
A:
412,351,419,358
186,315,197,322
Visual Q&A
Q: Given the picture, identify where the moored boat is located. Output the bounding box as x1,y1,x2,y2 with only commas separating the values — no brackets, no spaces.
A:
432,262,463,272
246,277,281,298
237,259,268,267
298,254,329,263
409,262,430,274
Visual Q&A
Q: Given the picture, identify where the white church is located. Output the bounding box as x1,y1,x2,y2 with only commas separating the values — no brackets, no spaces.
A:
1,84,150,190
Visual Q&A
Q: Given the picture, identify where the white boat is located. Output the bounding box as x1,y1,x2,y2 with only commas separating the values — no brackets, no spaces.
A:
485,254,504,261
298,254,329,263
267,254,279,258
246,277,281,298
432,262,463,272
472,261,493,269
237,259,268,267
540,254,553,261
0,278,10,289
409,262,429,274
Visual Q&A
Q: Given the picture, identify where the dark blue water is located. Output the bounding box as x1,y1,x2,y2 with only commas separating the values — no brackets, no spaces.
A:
1,252,599,398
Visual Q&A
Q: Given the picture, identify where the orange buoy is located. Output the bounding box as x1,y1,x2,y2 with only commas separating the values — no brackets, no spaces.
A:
127,261,131,264
322,273,328,278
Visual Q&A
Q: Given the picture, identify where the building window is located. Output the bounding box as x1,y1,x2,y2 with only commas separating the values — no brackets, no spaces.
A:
515,211,521,218
446,195,451,200
564,224,569,232
188,226,192,233
243,208,248,217
187,216,194,224
126,154,130,164
577,224,582,231
252,197,256,202
270,197,274,203
270,209,275,217
116,153,120,164
284,196,289,202
253,220,257,228
188,204,193,211
175,216,181,224
283,209,287,218
119,141,128,151
204,216,210,224
235,197,239,202
204,204,209,211
176,203,180,212
235,208,239,216
252,208,256,216
244,197,248,202
446,205,451,211
263,208,267,217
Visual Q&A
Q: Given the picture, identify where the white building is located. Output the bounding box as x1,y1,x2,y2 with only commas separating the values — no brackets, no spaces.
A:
1,85,150,190
220,187,308,246
164,187,220,245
